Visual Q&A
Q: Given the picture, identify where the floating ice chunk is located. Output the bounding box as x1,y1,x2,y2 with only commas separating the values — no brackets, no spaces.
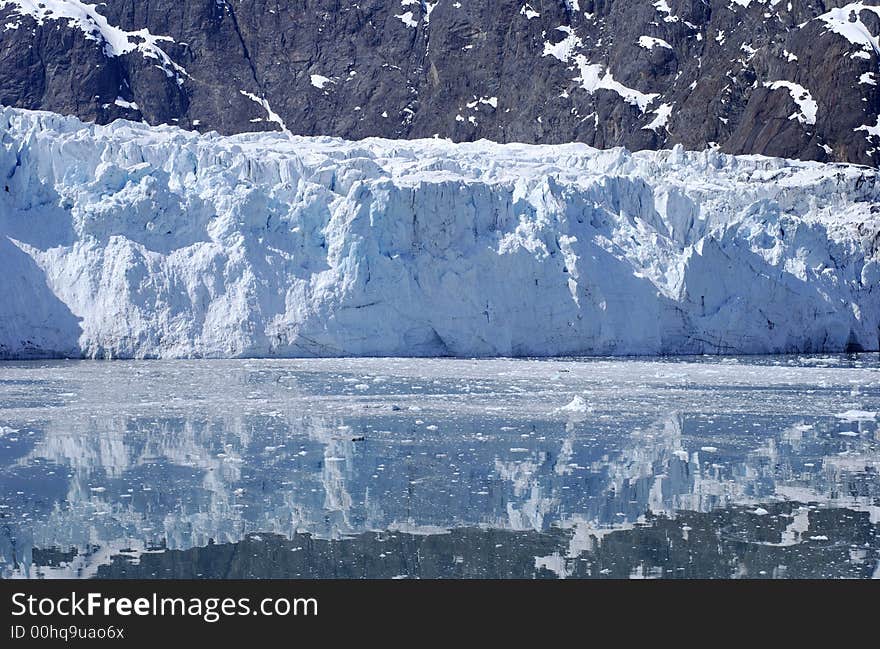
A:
557,396,592,414
835,410,877,421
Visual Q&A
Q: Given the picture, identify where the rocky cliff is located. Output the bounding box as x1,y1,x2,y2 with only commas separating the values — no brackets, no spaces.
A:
2,1,880,164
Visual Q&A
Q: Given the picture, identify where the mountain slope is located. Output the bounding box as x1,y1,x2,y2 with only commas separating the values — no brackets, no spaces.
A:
1,0,880,164
1,107,877,358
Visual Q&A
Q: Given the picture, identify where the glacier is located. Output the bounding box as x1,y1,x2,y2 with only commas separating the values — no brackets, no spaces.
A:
0,106,878,359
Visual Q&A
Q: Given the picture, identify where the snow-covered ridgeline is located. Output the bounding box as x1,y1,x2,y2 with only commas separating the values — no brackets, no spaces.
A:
0,107,878,359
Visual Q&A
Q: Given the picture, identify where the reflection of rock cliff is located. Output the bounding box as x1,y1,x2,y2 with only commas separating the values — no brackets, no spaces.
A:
4,393,877,578
88,503,880,579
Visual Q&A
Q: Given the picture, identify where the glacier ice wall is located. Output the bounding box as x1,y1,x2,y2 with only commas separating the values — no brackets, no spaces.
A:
0,107,878,359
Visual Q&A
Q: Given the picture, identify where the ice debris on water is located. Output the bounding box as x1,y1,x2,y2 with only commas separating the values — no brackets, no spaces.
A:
556,396,593,414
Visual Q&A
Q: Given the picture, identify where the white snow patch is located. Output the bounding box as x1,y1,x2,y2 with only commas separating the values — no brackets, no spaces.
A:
113,98,139,111
310,74,332,90
654,0,680,22
424,1,438,23
0,0,188,83
395,11,418,28
855,116,880,140
643,102,673,132
544,27,658,112
763,81,818,125
520,4,540,19
466,96,498,110
239,91,289,134
638,36,673,50
814,3,880,57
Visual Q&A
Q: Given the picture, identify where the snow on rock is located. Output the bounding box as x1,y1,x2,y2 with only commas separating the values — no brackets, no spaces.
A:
644,103,673,132
112,98,139,111
395,11,418,28
520,4,540,20
815,3,880,57
638,36,673,51
0,107,879,359
763,81,818,126
856,116,880,141
653,0,680,23
239,91,289,134
543,27,658,113
310,75,332,90
0,0,187,83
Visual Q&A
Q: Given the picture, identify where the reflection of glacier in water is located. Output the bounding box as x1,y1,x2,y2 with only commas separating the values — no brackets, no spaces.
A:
0,356,878,579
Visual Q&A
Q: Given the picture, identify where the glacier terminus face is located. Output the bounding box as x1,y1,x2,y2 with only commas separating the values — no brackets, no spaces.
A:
0,107,878,359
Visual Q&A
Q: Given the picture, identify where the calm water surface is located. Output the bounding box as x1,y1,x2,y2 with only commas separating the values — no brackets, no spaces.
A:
0,355,878,579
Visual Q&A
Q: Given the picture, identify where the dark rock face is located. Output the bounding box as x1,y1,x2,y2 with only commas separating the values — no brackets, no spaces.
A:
1,0,880,165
